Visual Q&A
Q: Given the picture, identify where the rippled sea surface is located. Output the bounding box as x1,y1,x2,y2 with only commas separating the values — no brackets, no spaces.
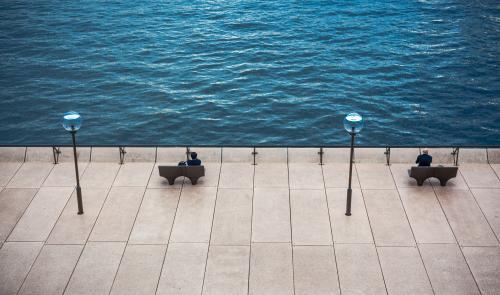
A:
1,0,499,146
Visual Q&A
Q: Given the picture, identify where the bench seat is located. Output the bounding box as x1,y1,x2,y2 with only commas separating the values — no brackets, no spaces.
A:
408,166,458,186
159,165,205,185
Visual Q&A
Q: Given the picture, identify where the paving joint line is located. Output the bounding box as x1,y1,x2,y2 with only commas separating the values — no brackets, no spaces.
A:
154,175,185,295
388,164,436,295
200,158,223,295
286,148,296,295
354,163,389,295
430,178,483,294
108,164,155,295
320,164,342,295
62,164,122,295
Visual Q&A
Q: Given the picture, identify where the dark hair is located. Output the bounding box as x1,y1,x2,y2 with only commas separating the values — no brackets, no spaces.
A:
191,152,198,159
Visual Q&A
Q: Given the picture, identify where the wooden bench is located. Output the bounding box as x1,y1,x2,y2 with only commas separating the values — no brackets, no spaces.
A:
158,165,205,185
408,166,458,186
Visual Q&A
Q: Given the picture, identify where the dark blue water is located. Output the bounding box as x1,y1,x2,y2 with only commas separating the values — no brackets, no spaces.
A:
1,0,499,146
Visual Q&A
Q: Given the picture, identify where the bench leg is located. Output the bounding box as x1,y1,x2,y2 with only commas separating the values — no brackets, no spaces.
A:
439,179,448,186
189,177,198,185
417,179,424,186
167,177,175,185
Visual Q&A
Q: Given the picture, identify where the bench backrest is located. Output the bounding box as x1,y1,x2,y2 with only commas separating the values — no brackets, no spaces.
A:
159,165,205,178
410,166,458,178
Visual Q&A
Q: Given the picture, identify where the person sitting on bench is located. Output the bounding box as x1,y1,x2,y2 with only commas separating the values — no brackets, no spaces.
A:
179,152,202,166
416,149,432,167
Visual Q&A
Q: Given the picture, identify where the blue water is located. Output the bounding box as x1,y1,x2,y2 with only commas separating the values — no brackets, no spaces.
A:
1,0,499,146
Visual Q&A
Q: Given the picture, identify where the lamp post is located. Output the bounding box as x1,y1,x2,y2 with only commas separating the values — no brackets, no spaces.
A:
62,111,84,215
343,112,364,216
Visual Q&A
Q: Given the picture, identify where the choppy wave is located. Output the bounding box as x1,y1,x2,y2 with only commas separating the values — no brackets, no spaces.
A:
0,0,499,146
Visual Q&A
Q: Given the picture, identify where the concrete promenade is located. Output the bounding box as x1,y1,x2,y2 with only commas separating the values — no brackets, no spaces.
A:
0,147,499,295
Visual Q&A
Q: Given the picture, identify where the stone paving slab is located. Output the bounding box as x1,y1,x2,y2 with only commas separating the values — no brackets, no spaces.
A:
56,147,91,163
157,243,208,295
326,188,373,243
377,246,433,295
471,188,500,238
419,243,480,295
335,243,386,295
113,162,154,187
7,162,54,188
435,188,498,246
462,246,500,295
491,163,500,177
80,162,120,188
354,148,387,163
288,163,324,189
255,148,287,163
254,163,288,188
459,164,500,188
363,189,415,246
203,245,250,295
290,189,332,245
89,147,121,163
0,147,26,162
211,188,252,245
293,245,340,295
18,244,83,295
65,242,126,295
249,243,294,295
43,162,88,187
323,148,350,163
287,148,319,163
128,188,180,244
0,242,43,295
47,188,109,244
170,187,217,243
219,163,254,189
398,187,455,243
0,162,22,186
89,187,145,242
356,163,396,189
459,148,488,164
0,188,37,242
390,148,420,163
8,187,73,242
119,147,156,162
110,244,166,295
222,147,254,163
252,188,291,243
487,148,500,163
322,163,360,188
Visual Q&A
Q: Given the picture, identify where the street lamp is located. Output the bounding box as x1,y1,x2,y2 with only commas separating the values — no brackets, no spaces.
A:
343,112,364,216
62,111,84,215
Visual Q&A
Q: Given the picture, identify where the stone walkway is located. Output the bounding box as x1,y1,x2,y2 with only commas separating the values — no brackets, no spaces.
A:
0,147,499,295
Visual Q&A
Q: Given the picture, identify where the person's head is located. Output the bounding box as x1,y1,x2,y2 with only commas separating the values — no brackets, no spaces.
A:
191,152,198,160
422,148,428,155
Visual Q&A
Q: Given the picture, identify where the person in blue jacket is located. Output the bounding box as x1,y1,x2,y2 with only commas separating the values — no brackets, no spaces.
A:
178,152,202,166
416,148,432,166
187,152,201,166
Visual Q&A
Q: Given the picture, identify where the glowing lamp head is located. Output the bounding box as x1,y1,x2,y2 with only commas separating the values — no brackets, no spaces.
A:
62,111,82,131
343,112,363,134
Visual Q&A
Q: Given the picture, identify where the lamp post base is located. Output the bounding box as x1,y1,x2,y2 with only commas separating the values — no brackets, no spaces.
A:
76,186,84,215
345,187,352,216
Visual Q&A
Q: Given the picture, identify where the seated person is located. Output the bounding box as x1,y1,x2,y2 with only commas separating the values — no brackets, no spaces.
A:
415,149,432,166
187,152,201,166
178,152,202,166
